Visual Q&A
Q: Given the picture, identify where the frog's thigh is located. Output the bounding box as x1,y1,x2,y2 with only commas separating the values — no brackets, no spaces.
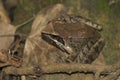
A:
86,38,105,63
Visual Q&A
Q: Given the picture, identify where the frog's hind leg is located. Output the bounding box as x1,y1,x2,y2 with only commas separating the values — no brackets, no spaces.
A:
67,38,105,64
84,38,105,63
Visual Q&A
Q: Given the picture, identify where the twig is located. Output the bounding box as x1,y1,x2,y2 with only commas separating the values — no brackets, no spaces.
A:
0,16,35,37
101,69,120,80
15,15,35,29
3,61,120,76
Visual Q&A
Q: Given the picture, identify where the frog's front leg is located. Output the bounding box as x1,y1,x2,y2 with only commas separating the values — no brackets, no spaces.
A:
82,38,105,64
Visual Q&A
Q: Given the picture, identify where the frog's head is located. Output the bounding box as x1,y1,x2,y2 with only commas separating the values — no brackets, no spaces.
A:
41,32,73,55
41,22,101,56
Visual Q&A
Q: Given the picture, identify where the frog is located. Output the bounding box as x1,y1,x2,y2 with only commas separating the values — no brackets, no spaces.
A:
41,15,105,64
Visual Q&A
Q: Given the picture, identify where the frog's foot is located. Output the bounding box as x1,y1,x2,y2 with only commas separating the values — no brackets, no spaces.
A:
84,38,105,63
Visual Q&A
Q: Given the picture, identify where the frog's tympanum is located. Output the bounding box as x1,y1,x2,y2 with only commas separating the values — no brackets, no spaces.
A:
41,16,105,64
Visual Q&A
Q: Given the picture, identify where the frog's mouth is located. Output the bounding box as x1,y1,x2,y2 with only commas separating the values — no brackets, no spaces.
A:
41,32,73,54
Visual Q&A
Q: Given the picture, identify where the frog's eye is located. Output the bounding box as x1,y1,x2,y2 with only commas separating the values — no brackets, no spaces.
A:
41,32,65,45
49,34,65,45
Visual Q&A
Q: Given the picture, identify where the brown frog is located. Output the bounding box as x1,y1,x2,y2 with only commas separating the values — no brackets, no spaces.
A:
41,15,105,64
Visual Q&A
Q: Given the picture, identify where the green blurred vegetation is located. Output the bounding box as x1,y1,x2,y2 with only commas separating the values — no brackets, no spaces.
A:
13,0,120,64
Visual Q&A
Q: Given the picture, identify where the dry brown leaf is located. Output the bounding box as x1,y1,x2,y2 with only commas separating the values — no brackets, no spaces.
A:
3,3,67,75
0,21,16,50
0,2,10,23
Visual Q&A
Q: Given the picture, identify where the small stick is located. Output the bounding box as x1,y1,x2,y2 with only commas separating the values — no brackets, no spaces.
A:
15,15,35,29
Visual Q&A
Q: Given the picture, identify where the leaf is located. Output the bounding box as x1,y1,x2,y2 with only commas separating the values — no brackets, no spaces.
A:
0,21,16,50
23,4,67,66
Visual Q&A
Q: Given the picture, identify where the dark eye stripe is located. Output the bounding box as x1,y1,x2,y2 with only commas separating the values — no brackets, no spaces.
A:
50,34,65,45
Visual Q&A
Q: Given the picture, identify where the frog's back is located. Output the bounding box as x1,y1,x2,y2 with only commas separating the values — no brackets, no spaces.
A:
53,22,101,39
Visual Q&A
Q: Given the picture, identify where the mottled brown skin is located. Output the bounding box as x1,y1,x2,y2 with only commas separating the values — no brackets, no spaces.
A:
53,22,101,39
42,19,105,64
